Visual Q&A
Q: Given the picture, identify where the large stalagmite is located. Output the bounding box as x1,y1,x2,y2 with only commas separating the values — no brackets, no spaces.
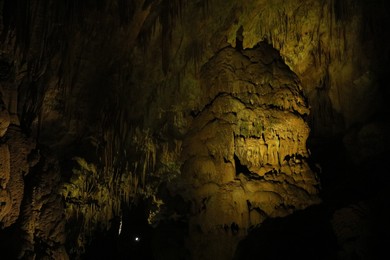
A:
179,43,320,259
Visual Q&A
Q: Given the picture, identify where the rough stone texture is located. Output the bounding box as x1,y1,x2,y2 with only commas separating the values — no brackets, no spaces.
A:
0,104,10,137
0,144,10,189
216,0,389,133
178,45,320,259
0,126,36,228
16,155,68,260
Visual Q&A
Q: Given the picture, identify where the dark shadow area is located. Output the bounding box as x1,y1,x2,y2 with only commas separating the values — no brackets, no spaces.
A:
82,200,189,260
234,204,338,260
234,154,263,180
0,224,19,259
82,202,154,260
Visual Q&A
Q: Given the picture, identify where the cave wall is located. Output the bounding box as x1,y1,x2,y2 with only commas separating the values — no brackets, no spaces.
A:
0,0,389,259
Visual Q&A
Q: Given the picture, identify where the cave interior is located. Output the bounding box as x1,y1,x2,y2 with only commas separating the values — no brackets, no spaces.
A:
0,0,389,259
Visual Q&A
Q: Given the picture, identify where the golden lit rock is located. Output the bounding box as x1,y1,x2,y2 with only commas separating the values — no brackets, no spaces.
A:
179,43,320,258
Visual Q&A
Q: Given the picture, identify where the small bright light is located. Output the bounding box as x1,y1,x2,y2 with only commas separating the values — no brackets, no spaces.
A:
134,236,140,242
118,219,122,235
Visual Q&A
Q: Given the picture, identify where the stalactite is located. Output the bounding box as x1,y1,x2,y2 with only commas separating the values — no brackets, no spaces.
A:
184,38,205,71
118,0,136,25
333,0,350,22
15,0,31,58
159,0,212,73
160,0,174,74
198,0,210,17
131,0,212,75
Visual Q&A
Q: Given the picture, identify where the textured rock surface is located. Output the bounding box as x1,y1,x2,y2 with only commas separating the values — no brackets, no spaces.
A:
0,104,9,137
0,144,10,189
177,44,320,259
0,126,36,228
16,155,68,260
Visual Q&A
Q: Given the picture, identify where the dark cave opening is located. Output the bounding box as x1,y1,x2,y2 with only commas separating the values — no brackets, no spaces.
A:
234,154,263,180
234,154,251,177
80,199,188,260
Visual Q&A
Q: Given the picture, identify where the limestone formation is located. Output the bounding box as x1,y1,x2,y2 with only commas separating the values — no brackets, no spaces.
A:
0,127,36,228
0,109,9,138
0,144,10,190
16,156,68,260
179,44,320,259
0,189,11,222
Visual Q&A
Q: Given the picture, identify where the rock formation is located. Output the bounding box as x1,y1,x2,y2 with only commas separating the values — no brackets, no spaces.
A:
178,44,320,259
0,126,36,228
16,155,68,260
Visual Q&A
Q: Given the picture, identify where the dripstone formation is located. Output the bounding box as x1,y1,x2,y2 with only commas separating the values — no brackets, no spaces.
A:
179,44,320,259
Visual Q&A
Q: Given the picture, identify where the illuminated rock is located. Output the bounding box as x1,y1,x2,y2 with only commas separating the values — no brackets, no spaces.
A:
180,44,320,259
0,106,10,138
0,127,36,228
0,145,10,190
